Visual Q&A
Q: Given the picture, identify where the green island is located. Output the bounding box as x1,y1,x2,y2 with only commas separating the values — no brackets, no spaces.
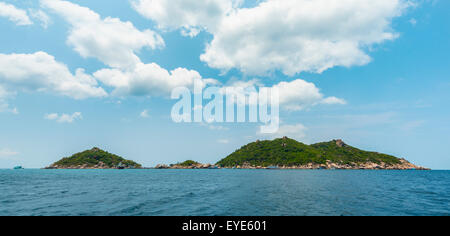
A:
45,138,429,170
155,160,218,169
215,137,428,170
45,147,142,169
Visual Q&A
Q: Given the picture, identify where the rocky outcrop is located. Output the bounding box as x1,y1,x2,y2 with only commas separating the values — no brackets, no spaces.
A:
45,161,140,169
154,163,220,169
155,164,170,169
335,139,346,148
226,159,429,170
154,158,427,170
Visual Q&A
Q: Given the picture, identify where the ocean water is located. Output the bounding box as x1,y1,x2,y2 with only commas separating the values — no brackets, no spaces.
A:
0,169,449,216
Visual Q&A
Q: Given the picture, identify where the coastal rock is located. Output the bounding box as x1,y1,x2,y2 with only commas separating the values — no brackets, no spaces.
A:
335,139,346,148
155,164,169,169
224,159,429,170
155,161,220,169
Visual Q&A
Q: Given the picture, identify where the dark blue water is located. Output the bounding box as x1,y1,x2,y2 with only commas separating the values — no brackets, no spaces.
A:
0,169,449,216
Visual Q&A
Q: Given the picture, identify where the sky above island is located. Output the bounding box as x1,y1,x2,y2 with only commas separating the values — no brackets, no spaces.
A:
0,0,449,169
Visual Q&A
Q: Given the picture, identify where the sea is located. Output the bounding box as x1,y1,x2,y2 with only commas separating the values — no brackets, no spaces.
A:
0,169,448,216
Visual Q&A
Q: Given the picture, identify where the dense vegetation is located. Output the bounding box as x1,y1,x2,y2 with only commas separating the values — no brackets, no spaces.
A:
216,138,401,167
175,160,201,167
311,141,400,165
52,147,142,168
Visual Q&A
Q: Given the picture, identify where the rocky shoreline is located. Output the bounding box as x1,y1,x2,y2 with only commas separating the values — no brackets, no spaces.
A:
43,140,430,170
45,161,429,170
154,159,429,170
220,159,429,170
154,163,220,169
44,161,142,170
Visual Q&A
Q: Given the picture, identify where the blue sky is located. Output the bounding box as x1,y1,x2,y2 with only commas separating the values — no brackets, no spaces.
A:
0,0,449,169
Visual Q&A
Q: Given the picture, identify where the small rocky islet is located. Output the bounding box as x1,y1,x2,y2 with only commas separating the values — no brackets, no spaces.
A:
45,147,141,170
155,160,220,170
45,138,429,170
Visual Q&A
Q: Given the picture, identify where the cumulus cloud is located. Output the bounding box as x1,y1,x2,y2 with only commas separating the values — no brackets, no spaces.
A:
41,0,164,69
45,112,82,123
0,2,33,26
225,79,345,111
94,62,218,97
41,0,217,98
203,0,413,75
0,51,107,99
274,80,346,110
133,0,413,76
131,0,241,37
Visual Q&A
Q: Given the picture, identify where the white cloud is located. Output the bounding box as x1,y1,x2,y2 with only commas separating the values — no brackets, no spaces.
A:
226,79,346,111
0,51,107,99
259,123,308,141
0,2,33,26
274,79,346,110
94,62,218,97
42,0,216,98
202,0,413,76
41,0,164,69
136,0,413,76
140,109,150,118
0,148,19,158
29,9,51,28
45,112,82,123
322,97,347,105
131,0,241,37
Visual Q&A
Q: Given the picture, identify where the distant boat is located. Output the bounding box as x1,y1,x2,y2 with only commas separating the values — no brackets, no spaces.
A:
13,166,24,170
116,162,125,169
